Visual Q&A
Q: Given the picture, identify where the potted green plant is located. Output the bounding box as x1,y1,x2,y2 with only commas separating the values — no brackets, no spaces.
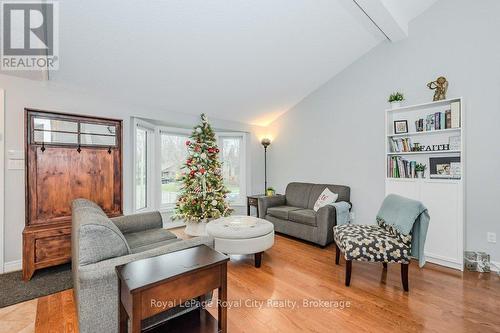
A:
415,163,426,178
388,92,405,109
266,187,276,196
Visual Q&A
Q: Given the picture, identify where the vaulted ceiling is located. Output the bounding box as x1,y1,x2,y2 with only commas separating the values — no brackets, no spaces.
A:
19,0,438,125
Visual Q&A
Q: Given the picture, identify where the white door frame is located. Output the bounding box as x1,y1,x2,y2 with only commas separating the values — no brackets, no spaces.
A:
0,89,5,274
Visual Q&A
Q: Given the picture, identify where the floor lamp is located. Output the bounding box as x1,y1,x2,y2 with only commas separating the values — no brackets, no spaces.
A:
261,138,271,194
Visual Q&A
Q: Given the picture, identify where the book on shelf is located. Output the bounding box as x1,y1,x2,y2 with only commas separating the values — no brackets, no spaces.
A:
390,137,413,152
450,101,460,128
425,114,434,131
434,112,441,130
440,112,446,130
387,156,416,179
433,112,447,130
445,110,451,128
413,102,460,132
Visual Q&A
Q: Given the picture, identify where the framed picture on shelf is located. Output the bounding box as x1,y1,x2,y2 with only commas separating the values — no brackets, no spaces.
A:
394,120,408,134
429,156,461,179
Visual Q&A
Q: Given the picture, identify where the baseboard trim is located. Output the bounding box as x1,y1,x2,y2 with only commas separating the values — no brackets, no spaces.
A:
3,259,22,273
425,254,463,271
491,261,500,272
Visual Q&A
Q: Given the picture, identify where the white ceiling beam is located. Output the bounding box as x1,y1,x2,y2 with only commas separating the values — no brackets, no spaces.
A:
352,0,408,42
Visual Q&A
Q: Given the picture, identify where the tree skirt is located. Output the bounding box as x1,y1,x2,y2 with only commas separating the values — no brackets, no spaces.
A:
0,264,72,308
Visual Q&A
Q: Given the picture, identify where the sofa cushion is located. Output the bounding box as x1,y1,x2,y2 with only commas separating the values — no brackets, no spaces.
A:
313,188,338,211
78,210,130,266
307,184,350,210
124,228,178,251
289,209,317,226
285,183,314,208
130,238,181,254
111,211,163,234
267,206,302,220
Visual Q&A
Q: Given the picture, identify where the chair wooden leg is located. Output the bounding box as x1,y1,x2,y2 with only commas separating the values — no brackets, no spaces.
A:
401,263,409,291
335,243,340,265
345,260,352,286
383,262,388,269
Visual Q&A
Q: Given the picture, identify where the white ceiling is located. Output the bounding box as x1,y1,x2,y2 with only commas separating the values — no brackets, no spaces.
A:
47,0,437,126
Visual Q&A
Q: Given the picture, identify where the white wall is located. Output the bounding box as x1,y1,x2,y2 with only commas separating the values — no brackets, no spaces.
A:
0,74,265,265
267,0,500,261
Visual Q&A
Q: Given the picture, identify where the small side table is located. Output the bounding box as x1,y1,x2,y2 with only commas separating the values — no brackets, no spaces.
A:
247,194,264,216
247,194,283,216
116,245,229,333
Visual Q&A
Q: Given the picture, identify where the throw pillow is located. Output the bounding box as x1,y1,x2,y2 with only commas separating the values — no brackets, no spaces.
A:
313,188,339,212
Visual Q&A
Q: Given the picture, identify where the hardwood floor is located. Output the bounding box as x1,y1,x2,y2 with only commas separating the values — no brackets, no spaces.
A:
2,232,500,333
0,298,37,333
35,289,78,333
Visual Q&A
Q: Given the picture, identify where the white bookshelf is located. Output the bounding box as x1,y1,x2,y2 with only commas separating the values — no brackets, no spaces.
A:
384,98,465,271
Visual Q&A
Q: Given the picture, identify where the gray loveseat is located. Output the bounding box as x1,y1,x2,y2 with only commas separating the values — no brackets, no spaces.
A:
258,182,351,246
71,199,213,333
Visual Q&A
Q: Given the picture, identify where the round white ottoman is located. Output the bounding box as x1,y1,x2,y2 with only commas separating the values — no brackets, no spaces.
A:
206,215,274,268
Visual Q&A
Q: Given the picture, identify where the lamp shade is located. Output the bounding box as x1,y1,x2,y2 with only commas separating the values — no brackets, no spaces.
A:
261,137,271,148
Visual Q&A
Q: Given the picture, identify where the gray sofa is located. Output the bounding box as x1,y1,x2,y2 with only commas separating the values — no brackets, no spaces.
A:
71,199,213,333
258,182,351,246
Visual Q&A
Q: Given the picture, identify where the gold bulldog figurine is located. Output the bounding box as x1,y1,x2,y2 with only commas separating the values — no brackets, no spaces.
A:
427,76,449,101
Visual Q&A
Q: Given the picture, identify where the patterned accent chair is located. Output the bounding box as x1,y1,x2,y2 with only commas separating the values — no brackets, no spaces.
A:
333,218,413,291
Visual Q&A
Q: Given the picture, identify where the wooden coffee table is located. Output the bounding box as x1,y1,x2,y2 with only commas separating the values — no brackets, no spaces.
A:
116,245,229,333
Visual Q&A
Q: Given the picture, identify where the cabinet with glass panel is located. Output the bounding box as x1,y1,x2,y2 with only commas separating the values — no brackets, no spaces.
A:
23,109,122,280
31,113,119,148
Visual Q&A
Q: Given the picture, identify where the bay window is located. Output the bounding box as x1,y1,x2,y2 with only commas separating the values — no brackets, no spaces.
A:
159,130,190,208
218,134,246,205
133,119,248,220
133,122,154,212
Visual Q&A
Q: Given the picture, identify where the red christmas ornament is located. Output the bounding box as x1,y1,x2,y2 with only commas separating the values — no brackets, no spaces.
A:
185,140,191,146
208,148,214,153
194,146,200,152
199,168,206,174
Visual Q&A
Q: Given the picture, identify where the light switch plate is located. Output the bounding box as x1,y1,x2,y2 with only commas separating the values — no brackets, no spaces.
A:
487,232,496,243
8,150,23,159
7,159,24,170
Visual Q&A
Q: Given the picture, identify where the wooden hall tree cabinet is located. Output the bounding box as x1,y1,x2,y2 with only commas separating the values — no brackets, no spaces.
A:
23,109,123,280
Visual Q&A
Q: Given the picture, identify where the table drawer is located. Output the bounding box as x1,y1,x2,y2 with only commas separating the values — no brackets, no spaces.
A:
140,265,222,319
35,234,71,263
248,197,258,206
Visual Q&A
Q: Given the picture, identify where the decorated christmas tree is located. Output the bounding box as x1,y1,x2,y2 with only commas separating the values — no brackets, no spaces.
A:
173,114,233,222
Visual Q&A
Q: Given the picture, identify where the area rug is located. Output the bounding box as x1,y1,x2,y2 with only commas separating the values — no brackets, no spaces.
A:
0,264,72,308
